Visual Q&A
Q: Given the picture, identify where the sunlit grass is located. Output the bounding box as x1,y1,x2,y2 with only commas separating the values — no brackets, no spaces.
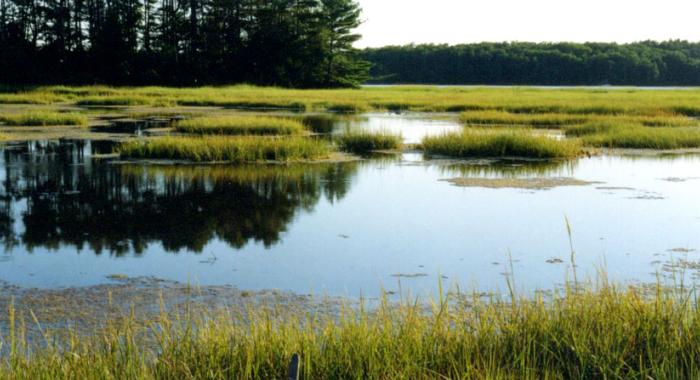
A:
581,127,700,149
2,85,700,115
117,136,332,162
337,130,402,153
459,110,588,127
422,129,581,159
5,277,700,378
175,116,305,135
0,112,88,126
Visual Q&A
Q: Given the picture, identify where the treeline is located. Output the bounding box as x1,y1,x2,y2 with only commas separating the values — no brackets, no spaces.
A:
0,0,368,87
362,42,700,86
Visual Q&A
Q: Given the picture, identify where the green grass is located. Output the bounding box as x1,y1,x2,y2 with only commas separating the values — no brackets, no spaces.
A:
422,129,581,159
75,95,155,106
117,136,332,162
6,279,700,378
175,116,305,136
337,130,402,153
581,127,700,149
459,110,589,127
3,85,700,115
0,112,88,126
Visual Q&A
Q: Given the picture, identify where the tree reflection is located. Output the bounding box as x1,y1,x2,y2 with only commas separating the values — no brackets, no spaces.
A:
0,140,358,255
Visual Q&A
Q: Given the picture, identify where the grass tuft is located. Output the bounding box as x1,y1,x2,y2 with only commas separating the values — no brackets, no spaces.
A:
175,116,305,135
117,136,332,162
422,129,581,159
581,127,700,149
0,112,88,126
337,130,402,153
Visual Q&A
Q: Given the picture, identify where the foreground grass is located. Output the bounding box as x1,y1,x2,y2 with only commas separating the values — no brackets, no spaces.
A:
117,136,332,162
175,116,305,136
0,112,88,126
337,130,402,153
5,280,700,379
423,129,581,159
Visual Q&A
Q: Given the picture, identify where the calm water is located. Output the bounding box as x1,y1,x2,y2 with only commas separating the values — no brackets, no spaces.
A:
1,115,700,297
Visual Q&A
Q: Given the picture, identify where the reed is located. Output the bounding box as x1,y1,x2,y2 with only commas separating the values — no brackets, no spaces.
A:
117,136,332,162
175,116,305,135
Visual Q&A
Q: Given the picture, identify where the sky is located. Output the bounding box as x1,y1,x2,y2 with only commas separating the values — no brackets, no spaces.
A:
355,0,700,48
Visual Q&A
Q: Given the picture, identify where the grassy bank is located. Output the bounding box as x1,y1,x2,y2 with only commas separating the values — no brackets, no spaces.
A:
422,130,581,159
117,136,332,162
337,130,402,153
4,85,700,115
581,127,700,149
0,112,88,126
175,116,305,136
4,280,700,379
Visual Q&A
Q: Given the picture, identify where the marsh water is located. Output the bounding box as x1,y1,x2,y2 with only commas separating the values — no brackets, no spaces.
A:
1,113,700,298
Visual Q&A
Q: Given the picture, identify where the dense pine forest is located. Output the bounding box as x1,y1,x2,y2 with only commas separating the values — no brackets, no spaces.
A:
4,0,700,87
362,42,700,86
0,0,369,87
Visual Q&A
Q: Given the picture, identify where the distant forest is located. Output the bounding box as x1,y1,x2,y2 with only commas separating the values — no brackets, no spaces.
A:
0,0,369,87
362,42,700,86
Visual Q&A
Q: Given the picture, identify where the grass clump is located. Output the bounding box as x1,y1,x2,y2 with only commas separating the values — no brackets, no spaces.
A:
75,95,154,106
422,129,581,159
175,116,305,136
581,127,700,149
459,110,588,127
337,130,402,153
0,112,88,126
6,280,700,378
117,136,332,162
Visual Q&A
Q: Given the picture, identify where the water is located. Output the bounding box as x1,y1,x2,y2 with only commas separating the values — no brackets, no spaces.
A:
1,115,700,298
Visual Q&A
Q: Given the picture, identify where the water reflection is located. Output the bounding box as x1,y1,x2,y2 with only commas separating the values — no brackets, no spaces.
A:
0,140,358,255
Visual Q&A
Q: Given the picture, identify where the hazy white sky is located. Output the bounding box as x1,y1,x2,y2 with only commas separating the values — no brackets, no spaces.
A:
355,0,700,47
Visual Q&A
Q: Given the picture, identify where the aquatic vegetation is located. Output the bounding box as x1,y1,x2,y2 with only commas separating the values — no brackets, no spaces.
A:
0,112,88,126
0,92,67,104
5,279,700,378
76,95,155,106
581,127,700,149
459,110,588,127
337,130,402,153
3,85,700,115
175,116,305,135
117,136,332,162
422,129,581,159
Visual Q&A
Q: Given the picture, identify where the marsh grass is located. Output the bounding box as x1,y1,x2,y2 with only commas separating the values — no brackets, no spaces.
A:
337,130,402,153
175,116,305,135
581,127,700,149
459,110,589,127
117,136,332,162
6,85,700,115
422,129,581,159
461,111,698,129
5,277,700,379
0,112,88,126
